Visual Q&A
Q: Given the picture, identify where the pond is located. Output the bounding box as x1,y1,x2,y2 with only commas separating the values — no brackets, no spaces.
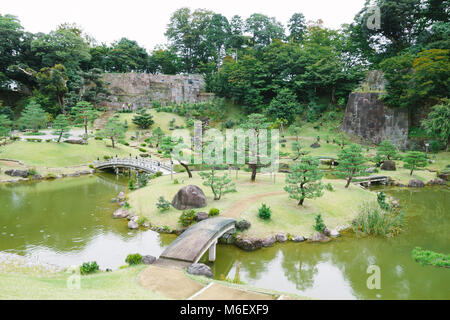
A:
0,175,448,300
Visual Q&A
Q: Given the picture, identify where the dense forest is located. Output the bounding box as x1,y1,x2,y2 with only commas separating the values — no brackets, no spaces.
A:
0,0,448,126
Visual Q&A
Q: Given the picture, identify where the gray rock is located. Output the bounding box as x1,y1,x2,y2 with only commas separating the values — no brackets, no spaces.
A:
186,263,213,278
292,235,306,242
235,237,263,251
142,255,156,265
110,198,117,203
262,236,276,247
236,220,251,231
438,173,450,181
5,169,29,178
128,220,139,229
195,212,209,222
117,191,126,201
64,139,86,145
428,178,446,186
32,174,43,180
171,185,207,210
113,208,130,219
381,160,396,171
309,232,331,243
323,228,331,236
310,142,321,149
276,233,288,243
366,167,376,174
408,179,425,188
329,229,341,238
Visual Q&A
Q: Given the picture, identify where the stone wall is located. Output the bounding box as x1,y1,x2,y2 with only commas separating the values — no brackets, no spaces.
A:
342,92,409,148
101,73,214,110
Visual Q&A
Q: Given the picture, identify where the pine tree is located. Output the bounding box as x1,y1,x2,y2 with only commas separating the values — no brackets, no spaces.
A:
199,167,236,200
289,125,309,161
132,110,154,129
0,114,12,144
403,151,428,176
53,114,70,142
19,102,48,133
375,140,398,163
151,127,165,147
101,116,126,148
71,101,98,138
336,144,367,188
284,156,324,206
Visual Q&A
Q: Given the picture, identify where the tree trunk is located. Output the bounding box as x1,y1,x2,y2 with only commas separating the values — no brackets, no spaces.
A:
179,161,193,178
250,164,257,182
410,169,413,176
345,177,352,188
84,116,88,138
111,137,115,148
298,198,305,206
57,131,63,143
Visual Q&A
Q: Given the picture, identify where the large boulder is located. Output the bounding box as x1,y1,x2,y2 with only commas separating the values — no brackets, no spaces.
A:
236,220,251,231
381,160,396,171
309,232,331,243
292,235,306,242
128,220,139,229
408,179,425,188
438,173,450,181
276,233,288,243
4,169,29,178
113,208,130,219
171,185,207,210
262,236,276,247
310,142,321,149
186,263,213,278
64,139,86,145
235,237,263,251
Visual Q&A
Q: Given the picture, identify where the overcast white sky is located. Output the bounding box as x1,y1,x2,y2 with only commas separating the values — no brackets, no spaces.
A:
2,0,366,51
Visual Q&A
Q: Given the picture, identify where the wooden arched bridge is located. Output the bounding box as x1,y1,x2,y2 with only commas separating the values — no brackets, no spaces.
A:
155,217,236,269
93,158,172,175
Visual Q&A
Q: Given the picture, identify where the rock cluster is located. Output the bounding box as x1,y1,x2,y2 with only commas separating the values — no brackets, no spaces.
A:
408,179,425,188
381,160,396,171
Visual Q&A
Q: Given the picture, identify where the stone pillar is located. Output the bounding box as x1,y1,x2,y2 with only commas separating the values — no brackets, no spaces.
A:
209,241,217,262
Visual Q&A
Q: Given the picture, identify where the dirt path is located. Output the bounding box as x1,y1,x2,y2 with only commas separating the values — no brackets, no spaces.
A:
222,192,285,219
138,265,278,300
93,110,114,131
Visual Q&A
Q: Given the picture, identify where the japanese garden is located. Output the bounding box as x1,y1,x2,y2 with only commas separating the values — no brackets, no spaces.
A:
0,0,449,301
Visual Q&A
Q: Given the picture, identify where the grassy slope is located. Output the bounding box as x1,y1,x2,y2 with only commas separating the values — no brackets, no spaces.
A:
0,265,167,300
128,171,375,238
0,140,140,168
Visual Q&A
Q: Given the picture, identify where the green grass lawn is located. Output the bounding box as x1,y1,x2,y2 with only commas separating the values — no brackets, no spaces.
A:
0,265,167,300
0,140,140,168
128,171,375,238
117,110,187,136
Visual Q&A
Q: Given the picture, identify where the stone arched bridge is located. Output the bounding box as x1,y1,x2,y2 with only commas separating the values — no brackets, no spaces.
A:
155,217,236,269
93,158,172,175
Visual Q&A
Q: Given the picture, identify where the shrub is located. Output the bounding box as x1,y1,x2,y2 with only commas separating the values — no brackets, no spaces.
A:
128,178,135,190
137,174,149,187
103,155,111,160
173,178,179,184
123,202,131,209
156,196,171,212
139,147,147,153
314,214,326,232
28,168,38,176
80,261,99,275
26,138,42,142
95,136,103,140
179,210,196,227
412,247,450,268
136,216,149,226
141,143,147,147
125,253,143,265
155,171,163,177
377,192,389,211
89,164,94,169
429,140,442,153
258,203,271,220
325,183,334,192
209,208,220,217
352,201,404,237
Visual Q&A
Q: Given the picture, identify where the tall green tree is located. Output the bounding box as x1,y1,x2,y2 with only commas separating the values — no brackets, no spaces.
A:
403,151,428,176
289,125,309,161
19,102,48,132
151,127,165,147
0,114,12,144
52,114,70,142
421,99,450,151
101,116,126,149
71,101,98,138
284,157,324,206
241,113,271,182
288,13,307,42
265,88,299,124
336,144,367,188
245,13,285,47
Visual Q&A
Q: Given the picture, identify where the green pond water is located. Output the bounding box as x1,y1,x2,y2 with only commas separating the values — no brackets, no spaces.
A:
0,175,448,300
